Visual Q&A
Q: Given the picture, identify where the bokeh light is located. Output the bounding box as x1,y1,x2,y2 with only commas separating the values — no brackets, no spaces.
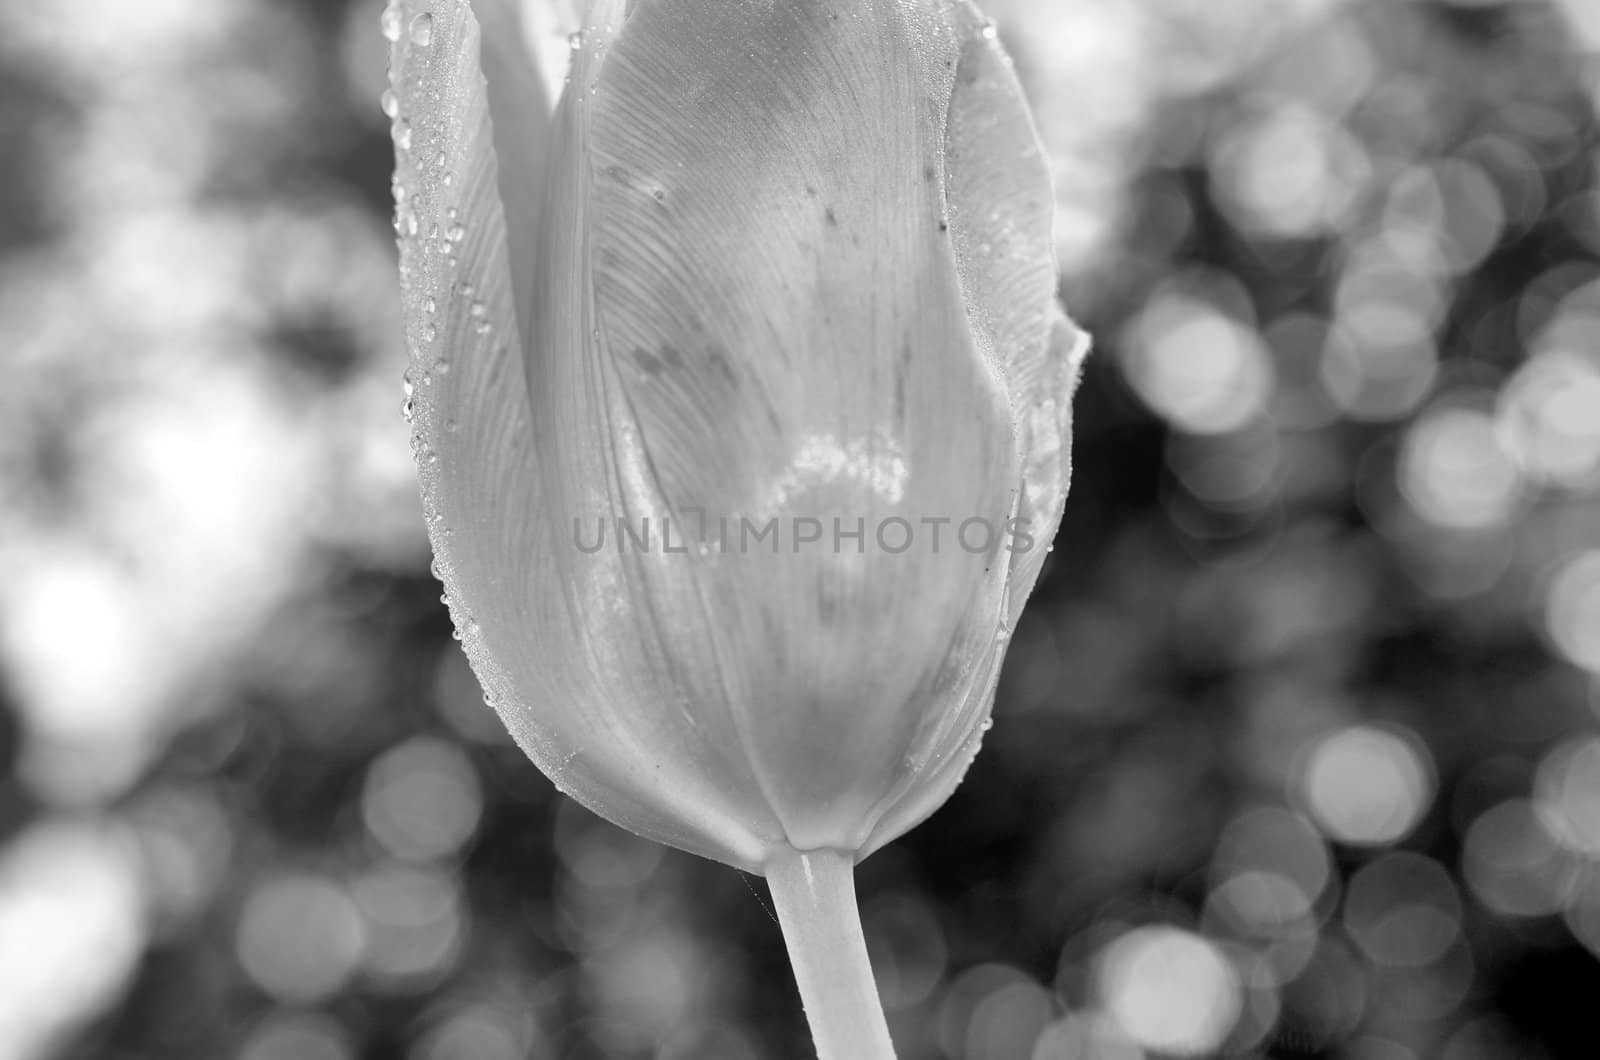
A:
1534,737,1600,857
1399,403,1524,530
1120,291,1273,435
235,872,367,1004
1496,348,1600,488
0,821,145,1060
362,736,484,862
1095,926,1241,1057
1543,551,1600,675
1461,798,1577,919
1342,853,1463,969
237,1012,354,1060
1299,724,1436,847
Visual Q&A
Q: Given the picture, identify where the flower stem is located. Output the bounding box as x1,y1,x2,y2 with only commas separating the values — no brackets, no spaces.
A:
765,846,897,1060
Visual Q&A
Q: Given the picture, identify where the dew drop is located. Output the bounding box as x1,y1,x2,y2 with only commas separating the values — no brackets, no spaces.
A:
423,322,438,342
568,30,584,50
392,119,413,151
469,299,488,318
409,12,434,47
980,21,998,40
423,295,437,315
446,222,466,243
380,88,400,118
380,5,403,41
474,320,492,336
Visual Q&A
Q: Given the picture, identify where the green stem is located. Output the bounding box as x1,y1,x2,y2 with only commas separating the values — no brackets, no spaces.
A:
765,846,897,1060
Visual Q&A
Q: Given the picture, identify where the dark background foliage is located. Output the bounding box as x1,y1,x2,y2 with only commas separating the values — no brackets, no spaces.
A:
2,1,1600,1058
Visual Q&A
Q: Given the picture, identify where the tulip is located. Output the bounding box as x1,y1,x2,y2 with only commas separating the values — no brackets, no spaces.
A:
385,0,1087,1054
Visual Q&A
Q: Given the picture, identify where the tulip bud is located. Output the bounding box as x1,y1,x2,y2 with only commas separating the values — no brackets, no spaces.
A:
388,0,1085,1053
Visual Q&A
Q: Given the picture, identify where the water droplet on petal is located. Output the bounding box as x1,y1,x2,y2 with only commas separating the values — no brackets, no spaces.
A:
394,205,419,237
392,119,413,151
446,222,466,243
568,31,584,50
409,12,434,47
380,5,403,41
380,88,399,118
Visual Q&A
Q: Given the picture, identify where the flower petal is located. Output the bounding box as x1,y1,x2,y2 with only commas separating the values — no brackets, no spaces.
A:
860,631,1006,858
391,0,779,871
856,305,1087,857
469,0,565,342
538,0,1032,851
799,4,1090,856
938,4,1091,626
1001,308,1089,624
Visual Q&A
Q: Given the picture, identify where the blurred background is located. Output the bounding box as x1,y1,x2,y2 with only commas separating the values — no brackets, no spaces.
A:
2,0,1599,1057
